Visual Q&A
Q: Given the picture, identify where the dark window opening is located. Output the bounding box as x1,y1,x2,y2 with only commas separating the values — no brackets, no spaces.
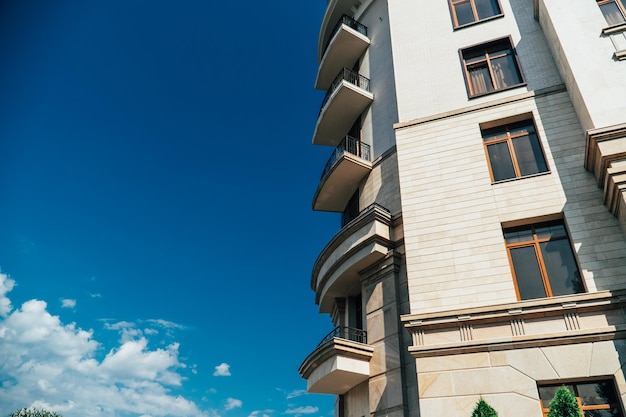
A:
342,191,360,227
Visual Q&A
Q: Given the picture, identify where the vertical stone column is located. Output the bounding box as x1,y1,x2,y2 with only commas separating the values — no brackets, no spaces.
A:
361,251,415,417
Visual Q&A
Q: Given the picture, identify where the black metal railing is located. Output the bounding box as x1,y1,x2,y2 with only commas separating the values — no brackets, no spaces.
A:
319,68,371,115
323,15,368,53
321,135,371,180
317,326,367,347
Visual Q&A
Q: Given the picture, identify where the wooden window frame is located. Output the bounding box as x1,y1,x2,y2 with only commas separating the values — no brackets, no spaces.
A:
460,37,526,98
448,0,503,29
504,220,585,301
597,0,626,24
538,380,624,417
481,118,549,183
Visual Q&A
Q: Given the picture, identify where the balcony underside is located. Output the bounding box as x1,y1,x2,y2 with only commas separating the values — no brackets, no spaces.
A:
315,25,370,91
299,338,374,395
318,0,362,61
312,205,393,313
312,81,373,147
313,153,372,212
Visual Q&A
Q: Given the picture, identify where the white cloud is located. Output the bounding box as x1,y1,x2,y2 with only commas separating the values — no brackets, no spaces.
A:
0,273,15,317
0,273,217,417
286,390,306,399
213,363,231,376
225,398,242,410
285,407,319,415
248,409,272,417
147,319,185,330
61,299,77,309
89,293,102,298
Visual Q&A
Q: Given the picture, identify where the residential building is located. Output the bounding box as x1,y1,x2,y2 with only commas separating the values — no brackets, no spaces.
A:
299,0,626,416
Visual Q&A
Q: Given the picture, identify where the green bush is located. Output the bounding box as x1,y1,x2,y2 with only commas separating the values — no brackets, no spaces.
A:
470,398,499,417
9,408,63,417
547,387,582,417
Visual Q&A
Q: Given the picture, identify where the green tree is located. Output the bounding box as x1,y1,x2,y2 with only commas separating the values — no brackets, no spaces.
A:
471,398,499,417
547,386,582,417
9,408,63,417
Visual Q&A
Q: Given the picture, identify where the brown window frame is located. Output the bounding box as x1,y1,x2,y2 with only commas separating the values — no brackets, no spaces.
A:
538,380,624,417
460,37,526,98
481,118,549,183
504,220,585,301
597,0,626,25
448,0,503,29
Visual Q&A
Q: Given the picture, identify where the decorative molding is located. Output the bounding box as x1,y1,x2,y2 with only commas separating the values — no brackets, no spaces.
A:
564,312,580,331
311,203,393,291
460,324,473,341
402,290,626,358
584,124,626,185
394,85,566,130
584,125,626,217
510,318,525,336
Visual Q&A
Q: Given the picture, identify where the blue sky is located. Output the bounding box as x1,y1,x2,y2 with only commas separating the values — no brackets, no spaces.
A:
0,2,342,416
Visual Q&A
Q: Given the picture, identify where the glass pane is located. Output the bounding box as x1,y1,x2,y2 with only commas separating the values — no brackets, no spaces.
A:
578,382,619,406
475,0,501,19
510,246,547,300
535,223,567,240
468,64,493,95
482,127,508,141
540,240,584,296
508,121,533,137
487,142,516,181
584,410,621,417
539,385,575,408
512,133,547,176
600,3,626,25
454,2,476,26
504,227,533,244
491,54,521,89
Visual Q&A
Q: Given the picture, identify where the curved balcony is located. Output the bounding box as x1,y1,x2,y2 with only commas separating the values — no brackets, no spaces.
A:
312,68,373,147
299,326,374,394
313,136,372,212
312,204,393,313
318,0,363,62
315,15,369,91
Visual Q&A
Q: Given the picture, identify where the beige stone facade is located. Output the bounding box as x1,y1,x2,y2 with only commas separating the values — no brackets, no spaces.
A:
300,0,626,416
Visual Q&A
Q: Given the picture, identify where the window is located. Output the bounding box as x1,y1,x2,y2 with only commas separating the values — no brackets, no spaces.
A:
504,220,584,300
341,190,359,227
482,119,548,182
538,381,624,417
461,38,525,97
598,0,626,25
449,0,502,28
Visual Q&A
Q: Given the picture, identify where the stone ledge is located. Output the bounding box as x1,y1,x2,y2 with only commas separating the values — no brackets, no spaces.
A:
402,290,626,358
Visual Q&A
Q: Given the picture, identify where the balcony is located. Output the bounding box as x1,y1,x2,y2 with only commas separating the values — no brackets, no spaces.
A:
318,0,364,62
312,204,393,313
312,68,373,147
313,136,372,212
299,326,374,394
315,15,369,91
